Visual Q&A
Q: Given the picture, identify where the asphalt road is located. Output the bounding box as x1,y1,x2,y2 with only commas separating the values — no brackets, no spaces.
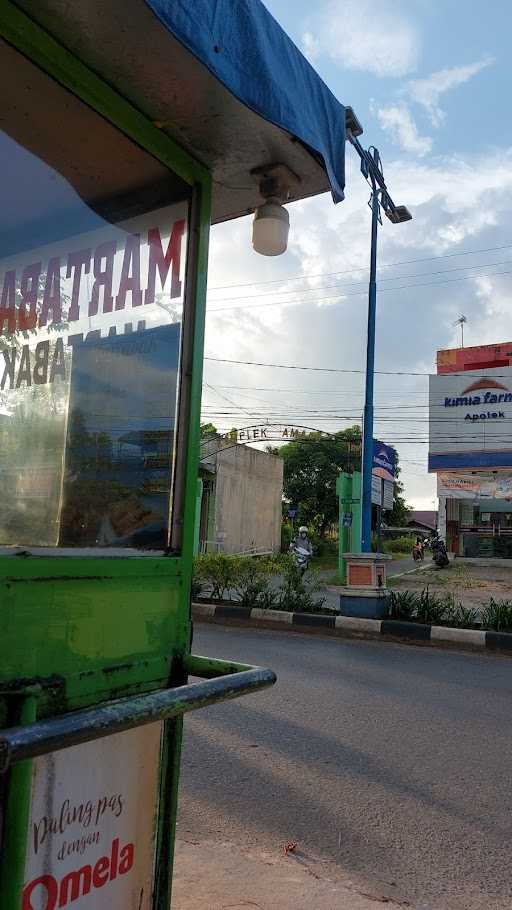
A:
178,624,512,910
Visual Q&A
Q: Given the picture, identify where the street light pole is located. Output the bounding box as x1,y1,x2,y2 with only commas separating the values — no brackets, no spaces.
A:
361,154,380,552
345,109,412,553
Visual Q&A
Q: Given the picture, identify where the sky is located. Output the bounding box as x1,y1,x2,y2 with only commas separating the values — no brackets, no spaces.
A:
201,0,512,511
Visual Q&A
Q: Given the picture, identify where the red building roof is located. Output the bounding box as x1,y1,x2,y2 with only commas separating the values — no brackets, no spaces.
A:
437,342,512,374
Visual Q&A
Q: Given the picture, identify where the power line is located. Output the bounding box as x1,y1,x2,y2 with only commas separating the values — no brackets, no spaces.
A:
207,384,428,396
204,356,431,375
207,268,512,314
204,356,512,379
208,242,512,291
207,257,512,303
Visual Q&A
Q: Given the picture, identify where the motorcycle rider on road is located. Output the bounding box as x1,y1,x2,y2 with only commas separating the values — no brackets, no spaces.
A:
290,526,313,574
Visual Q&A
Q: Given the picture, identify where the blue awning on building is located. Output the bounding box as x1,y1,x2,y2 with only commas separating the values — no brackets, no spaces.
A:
145,0,346,202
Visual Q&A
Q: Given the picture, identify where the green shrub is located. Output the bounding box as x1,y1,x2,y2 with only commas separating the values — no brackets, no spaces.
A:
444,603,479,629
389,590,417,620
192,550,327,613
194,553,237,601
415,589,452,625
276,556,326,613
382,535,415,554
480,598,512,632
281,523,293,553
389,587,476,627
232,556,273,608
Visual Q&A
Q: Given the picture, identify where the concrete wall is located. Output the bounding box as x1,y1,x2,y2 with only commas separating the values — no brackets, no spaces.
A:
213,444,283,554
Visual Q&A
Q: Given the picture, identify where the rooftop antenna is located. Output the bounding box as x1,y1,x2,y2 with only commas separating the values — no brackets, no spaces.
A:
454,314,467,347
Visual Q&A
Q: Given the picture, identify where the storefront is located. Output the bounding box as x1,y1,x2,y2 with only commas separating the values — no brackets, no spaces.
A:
430,342,512,556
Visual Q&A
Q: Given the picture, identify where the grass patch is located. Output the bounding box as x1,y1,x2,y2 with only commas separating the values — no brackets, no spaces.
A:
314,553,338,571
323,573,344,586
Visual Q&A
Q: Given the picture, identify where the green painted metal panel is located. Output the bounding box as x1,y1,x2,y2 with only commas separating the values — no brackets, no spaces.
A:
0,4,214,907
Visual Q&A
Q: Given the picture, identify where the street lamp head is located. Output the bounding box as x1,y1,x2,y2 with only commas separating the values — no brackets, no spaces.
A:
345,106,363,139
385,205,412,224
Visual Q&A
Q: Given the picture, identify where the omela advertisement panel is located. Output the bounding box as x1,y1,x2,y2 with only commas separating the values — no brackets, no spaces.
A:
0,167,188,549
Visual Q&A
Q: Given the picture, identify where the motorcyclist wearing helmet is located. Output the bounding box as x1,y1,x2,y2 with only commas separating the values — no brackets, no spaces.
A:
290,526,314,575
290,526,313,557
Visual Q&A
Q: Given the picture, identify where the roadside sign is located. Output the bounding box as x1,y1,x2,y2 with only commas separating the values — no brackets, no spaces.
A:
23,724,162,909
371,474,382,506
383,480,394,511
287,509,297,519
373,440,396,481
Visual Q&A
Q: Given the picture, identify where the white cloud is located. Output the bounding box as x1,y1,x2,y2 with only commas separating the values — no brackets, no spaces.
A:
302,0,420,78
204,146,512,509
375,103,432,156
406,57,495,126
301,31,320,63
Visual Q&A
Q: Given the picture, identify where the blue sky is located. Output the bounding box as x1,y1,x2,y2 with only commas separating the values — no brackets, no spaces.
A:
202,0,512,510
270,0,511,159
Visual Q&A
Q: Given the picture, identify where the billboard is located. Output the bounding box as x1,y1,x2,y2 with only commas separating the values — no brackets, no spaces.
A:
429,367,512,471
372,440,396,482
438,471,512,501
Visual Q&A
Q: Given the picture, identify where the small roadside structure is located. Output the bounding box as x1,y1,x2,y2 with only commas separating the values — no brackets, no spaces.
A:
198,436,283,555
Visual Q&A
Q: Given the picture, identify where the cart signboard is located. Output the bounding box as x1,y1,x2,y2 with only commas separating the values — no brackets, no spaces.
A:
22,725,162,909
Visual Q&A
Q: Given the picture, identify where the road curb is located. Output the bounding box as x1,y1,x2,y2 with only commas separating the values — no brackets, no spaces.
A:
192,603,512,654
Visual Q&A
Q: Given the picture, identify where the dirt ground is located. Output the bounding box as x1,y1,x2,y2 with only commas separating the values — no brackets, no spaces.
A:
390,561,512,608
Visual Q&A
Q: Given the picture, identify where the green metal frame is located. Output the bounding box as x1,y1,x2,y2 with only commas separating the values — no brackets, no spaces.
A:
0,3,217,907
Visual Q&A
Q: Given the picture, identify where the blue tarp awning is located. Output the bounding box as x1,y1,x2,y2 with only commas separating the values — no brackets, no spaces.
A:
145,0,346,202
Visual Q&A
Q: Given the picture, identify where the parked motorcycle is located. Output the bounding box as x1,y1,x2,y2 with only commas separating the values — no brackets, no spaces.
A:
429,532,450,569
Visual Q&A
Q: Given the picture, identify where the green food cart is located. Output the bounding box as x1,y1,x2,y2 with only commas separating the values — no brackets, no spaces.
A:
0,1,347,906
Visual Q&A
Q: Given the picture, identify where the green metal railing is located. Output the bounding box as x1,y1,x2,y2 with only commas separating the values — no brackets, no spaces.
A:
0,656,276,772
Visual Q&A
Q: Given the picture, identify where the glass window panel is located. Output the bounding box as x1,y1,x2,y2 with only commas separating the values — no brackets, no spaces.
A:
0,41,191,551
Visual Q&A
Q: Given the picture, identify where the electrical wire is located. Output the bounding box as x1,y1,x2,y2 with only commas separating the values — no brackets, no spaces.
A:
208,242,512,291
207,268,512,313
204,356,512,379
207,258,512,303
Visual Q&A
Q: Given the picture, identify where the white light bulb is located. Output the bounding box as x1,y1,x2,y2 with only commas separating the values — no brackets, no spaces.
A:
252,200,289,256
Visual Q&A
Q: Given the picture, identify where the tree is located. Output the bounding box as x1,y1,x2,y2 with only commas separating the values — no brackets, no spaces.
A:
277,426,410,537
278,426,361,537
387,463,410,527
200,422,218,439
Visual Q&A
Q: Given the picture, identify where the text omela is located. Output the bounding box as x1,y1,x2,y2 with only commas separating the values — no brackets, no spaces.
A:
22,837,134,909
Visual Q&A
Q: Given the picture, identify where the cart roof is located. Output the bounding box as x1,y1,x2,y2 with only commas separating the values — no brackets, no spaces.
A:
14,0,346,223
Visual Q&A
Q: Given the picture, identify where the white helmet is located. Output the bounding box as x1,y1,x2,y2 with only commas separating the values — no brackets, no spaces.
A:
299,526,308,534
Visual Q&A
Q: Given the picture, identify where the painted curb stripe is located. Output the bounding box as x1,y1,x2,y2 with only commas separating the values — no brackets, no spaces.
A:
292,613,335,629
191,604,512,654
335,616,382,634
192,603,216,619
485,631,512,651
381,620,430,640
250,609,293,623
214,605,252,620
431,626,485,646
